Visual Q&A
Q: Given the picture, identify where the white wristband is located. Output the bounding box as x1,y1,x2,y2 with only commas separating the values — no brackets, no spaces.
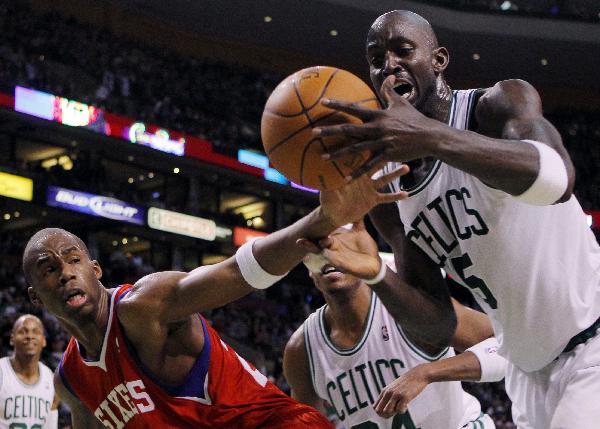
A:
515,140,568,206
466,337,507,382
363,258,387,285
47,409,59,428
235,238,287,289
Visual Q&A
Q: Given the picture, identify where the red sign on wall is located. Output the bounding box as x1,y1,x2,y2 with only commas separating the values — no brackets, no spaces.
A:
233,227,268,246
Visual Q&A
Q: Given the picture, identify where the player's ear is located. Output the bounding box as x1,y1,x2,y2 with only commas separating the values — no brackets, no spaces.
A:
92,260,103,280
28,287,42,306
432,47,449,73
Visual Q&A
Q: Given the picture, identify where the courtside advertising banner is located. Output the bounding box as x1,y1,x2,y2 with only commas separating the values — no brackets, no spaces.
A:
0,172,33,201
46,186,145,225
148,207,216,241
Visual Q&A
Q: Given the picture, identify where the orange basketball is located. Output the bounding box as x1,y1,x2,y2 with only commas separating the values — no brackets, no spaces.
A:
261,66,379,190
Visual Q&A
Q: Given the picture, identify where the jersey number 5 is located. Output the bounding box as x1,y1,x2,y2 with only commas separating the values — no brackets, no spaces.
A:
450,253,497,309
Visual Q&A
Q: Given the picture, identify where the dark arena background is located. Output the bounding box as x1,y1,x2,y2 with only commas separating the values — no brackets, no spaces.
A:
0,1,599,427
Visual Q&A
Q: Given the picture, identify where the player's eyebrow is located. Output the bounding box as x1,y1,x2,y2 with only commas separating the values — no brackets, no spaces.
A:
35,255,50,267
60,246,79,255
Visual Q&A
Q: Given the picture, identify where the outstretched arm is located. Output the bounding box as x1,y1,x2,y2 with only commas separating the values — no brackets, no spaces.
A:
121,167,409,325
317,78,574,204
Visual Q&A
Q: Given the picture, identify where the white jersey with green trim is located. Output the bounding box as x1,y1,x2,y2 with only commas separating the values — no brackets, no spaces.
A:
303,293,485,429
384,88,600,372
0,357,55,429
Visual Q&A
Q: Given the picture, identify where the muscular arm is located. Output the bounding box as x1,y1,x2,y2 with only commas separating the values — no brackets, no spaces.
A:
54,370,104,429
450,298,494,352
122,208,337,326
283,326,326,414
432,80,574,201
369,203,456,353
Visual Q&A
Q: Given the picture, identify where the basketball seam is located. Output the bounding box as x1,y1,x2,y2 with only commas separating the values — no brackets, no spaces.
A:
302,69,339,112
299,137,346,189
264,97,378,117
264,98,378,155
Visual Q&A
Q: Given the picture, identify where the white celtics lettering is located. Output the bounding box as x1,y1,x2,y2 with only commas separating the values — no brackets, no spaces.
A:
94,380,155,428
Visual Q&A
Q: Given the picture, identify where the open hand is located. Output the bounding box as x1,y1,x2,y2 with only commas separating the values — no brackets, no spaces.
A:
314,75,443,178
319,162,409,228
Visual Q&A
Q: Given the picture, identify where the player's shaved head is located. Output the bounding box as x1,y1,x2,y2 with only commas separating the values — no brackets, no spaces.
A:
22,228,90,283
12,314,44,334
368,10,439,49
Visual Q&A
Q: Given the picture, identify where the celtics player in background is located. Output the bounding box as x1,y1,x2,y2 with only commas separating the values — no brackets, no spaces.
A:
286,222,503,429
313,9,600,428
1,315,59,429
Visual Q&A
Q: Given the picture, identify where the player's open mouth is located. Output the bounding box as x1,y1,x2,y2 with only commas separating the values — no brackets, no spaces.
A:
393,81,416,101
65,289,87,307
321,264,342,278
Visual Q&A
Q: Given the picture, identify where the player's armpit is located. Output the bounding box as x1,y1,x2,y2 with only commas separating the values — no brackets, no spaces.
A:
368,203,456,352
283,326,326,414
449,298,495,352
54,370,105,429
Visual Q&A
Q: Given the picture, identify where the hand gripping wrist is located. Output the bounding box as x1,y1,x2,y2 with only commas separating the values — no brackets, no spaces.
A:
362,258,387,285
466,337,507,382
235,238,288,289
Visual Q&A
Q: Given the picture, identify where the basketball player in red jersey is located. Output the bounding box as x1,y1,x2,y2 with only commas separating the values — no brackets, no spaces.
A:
21,170,410,428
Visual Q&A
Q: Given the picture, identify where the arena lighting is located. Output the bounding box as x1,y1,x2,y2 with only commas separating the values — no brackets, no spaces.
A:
500,1,513,11
330,30,338,36
0,172,33,201
237,149,295,186
263,16,272,22
541,58,549,66
472,53,481,61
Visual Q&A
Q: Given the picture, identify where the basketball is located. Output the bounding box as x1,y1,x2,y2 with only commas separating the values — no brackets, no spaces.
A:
261,66,379,190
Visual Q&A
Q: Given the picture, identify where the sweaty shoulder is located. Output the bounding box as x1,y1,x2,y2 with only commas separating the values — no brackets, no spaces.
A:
475,79,543,136
117,271,187,325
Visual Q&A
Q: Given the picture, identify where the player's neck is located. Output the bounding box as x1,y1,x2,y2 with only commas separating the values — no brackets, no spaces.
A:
420,78,452,124
10,354,40,384
323,286,372,348
62,286,112,360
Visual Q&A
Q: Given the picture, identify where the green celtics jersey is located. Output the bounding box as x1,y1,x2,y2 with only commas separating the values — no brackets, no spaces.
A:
0,357,55,429
303,293,484,429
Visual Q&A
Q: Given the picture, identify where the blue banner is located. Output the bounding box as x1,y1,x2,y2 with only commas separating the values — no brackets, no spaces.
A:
46,186,145,225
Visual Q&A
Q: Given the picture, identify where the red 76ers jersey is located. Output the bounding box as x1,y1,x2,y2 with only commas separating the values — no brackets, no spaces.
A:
59,284,326,428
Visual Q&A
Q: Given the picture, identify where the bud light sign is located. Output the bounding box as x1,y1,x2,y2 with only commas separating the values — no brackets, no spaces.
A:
47,186,145,225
